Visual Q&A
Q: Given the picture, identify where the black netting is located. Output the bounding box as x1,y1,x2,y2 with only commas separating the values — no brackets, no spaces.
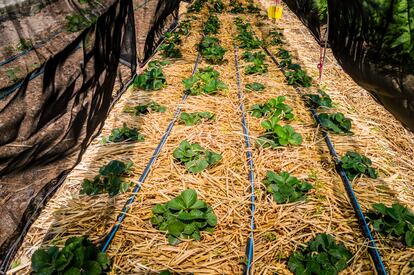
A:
283,0,414,130
0,0,180,270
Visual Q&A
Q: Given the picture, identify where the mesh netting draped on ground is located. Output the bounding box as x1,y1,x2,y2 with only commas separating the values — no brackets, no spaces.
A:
0,0,180,270
283,0,414,130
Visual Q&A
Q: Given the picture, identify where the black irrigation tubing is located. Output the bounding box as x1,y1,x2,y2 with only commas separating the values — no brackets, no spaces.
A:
100,52,202,252
263,46,388,275
233,43,256,275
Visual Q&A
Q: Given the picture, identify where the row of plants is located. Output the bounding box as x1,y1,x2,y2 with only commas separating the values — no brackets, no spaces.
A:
160,18,193,58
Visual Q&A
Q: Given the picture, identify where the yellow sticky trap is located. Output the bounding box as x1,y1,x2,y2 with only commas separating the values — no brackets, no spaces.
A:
268,1,283,19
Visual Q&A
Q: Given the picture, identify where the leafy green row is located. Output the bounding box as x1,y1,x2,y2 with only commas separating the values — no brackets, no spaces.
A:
203,15,220,35
250,96,294,120
198,36,227,64
179,111,215,126
133,61,168,91
124,101,166,116
242,51,269,75
183,67,227,95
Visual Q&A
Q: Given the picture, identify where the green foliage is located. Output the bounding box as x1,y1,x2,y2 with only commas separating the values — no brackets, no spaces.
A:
179,111,215,126
173,140,222,173
17,38,33,51
102,123,144,143
262,171,313,204
203,15,220,35
288,234,352,275
246,0,261,14
367,203,414,247
65,13,96,33
277,48,293,68
245,82,265,92
6,67,22,84
124,101,166,116
268,30,284,46
177,19,192,36
314,0,328,22
31,236,110,275
188,0,207,12
234,19,263,50
208,0,225,13
134,61,168,90
160,32,182,58
319,113,352,134
250,96,294,120
229,0,245,13
198,36,227,64
242,51,268,75
151,189,218,245
304,90,333,109
80,160,133,196
183,67,227,95
340,151,377,180
285,64,313,87
257,117,303,148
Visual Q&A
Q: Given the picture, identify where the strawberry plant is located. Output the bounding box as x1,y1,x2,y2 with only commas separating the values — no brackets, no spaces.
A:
133,61,168,91
277,48,292,68
173,140,222,173
203,15,220,35
183,67,227,95
102,123,144,143
250,96,294,120
340,151,377,180
304,90,333,109
177,19,192,36
246,0,260,14
262,171,313,204
245,82,265,92
31,236,110,275
288,234,352,275
229,1,245,13
319,113,352,134
124,101,166,116
257,117,303,148
160,32,182,58
80,160,133,196
268,30,284,46
208,0,225,13
179,111,215,126
285,64,313,87
65,12,96,33
198,36,227,64
367,203,414,247
235,25,263,50
242,51,269,75
188,0,207,12
151,189,217,245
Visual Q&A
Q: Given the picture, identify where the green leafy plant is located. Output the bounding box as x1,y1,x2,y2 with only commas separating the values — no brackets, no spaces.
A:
340,151,377,180
124,101,166,115
208,0,225,13
80,160,133,196
198,36,227,64
160,32,182,58
288,234,352,275
151,189,218,245
133,61,168,90
250,96,294,120
246,0,261,14
257,117,303,148
304,90,333,109
262,171,313,204
235,20,263,50
229,0,245,13
277,48,293,68
285,64,313,87
179,111,215,126
102,123,144,143
203,15,220,35
242,51,269,75
367,203,414,247
17,38,33,51
268,30,284,46
183,67,227,95
173,140,222,173
245,82,265,92
188,0,207,12
31,236,110,275
65,12,96,33
6,67,22,84
319,113,352,134
177,19,192,36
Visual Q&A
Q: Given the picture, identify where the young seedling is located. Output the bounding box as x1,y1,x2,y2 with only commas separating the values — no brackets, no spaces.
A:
102,123,144,143
151,189,217,245
183,67,227,95
304,89,333,109
173,140,222,173
242,51,269,75
160,32,182,58
319,112,352,134
124,101,166,116
367,203,414,247
257,116,303,148
179,111,215,126
198,36,227,64
340,151,377,180
203,15,220,35
250,96,294,120
31,237,110,274
262,171,313,204
134,61,168,91
288,234,352,275
80,160,133,196
245,82,265,92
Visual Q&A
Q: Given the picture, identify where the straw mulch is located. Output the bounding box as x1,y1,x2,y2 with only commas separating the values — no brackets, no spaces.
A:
9,0,414,274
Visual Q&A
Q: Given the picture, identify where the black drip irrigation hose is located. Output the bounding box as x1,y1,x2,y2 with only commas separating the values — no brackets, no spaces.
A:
233,43,256,275
263,46,387,275
100,52,202,252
